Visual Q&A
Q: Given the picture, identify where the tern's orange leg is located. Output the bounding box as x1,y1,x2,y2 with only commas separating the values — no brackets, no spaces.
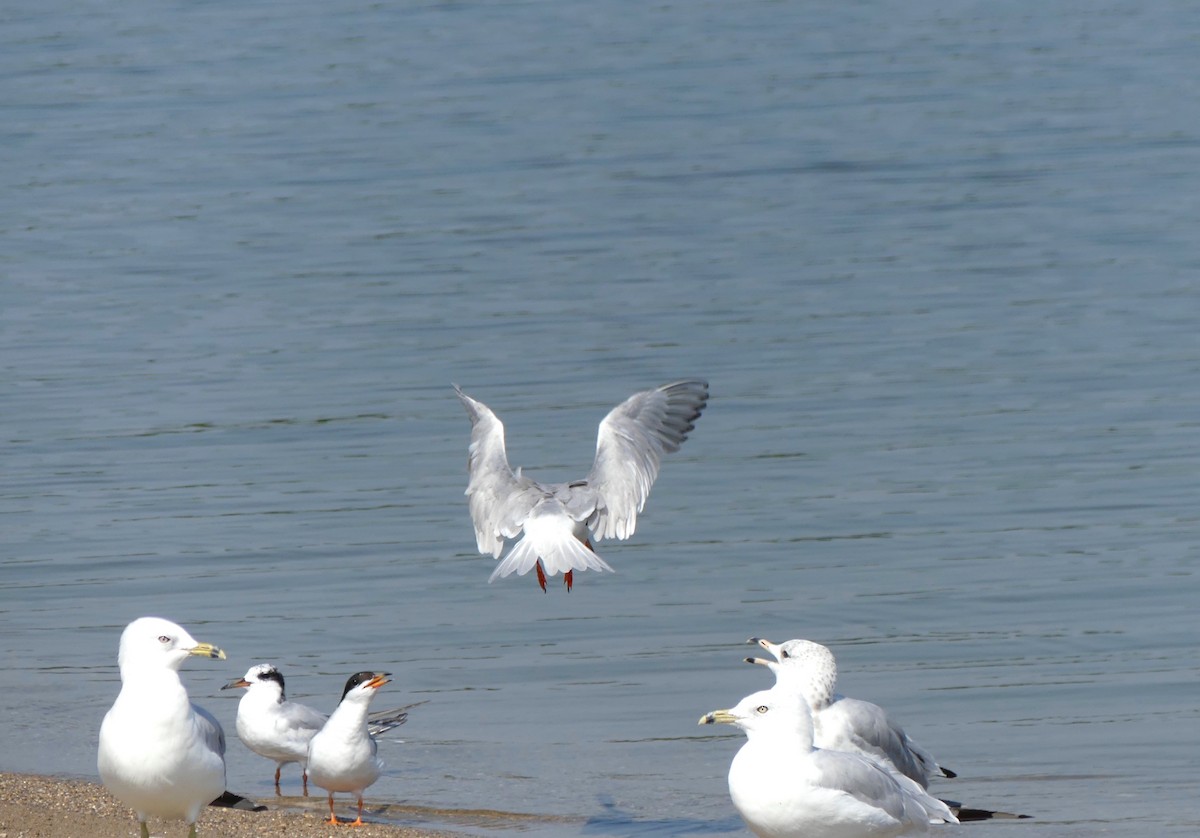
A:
274,766,282,795
535,560,547,592
327,793,340,824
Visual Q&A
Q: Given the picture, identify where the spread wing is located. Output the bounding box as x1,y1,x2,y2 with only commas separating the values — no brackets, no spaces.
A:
453,385,543,557
584,380,708,541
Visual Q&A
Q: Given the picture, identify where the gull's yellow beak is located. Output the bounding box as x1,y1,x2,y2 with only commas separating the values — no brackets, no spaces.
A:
188,642,226,661
698,709,737,726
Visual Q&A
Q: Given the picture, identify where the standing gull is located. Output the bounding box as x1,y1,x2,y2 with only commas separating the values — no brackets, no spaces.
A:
454,379,709,591
700,688,957,837
223,663,416,797
97,617,228,838
746,638,953,788
306,671,399,826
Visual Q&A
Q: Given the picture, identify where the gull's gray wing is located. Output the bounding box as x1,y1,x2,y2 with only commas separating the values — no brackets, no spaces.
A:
193,703,226,758
812,749,955,826
822,697,942,787
584,380,708,541
811,749,912,822
454,385,543,556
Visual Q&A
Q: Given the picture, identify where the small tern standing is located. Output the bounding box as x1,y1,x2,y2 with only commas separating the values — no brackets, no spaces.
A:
306,671,400,826
224,663,415,797
223,663,326,796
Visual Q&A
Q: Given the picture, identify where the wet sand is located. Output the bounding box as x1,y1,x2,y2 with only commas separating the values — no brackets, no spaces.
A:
0,773,467,838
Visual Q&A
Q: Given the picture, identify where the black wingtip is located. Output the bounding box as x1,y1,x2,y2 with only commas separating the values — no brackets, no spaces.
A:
209,791,267,812
956,807,1033,821
941,800,1032,821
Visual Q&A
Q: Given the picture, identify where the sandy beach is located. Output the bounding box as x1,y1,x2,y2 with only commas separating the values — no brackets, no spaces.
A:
0,773,475,838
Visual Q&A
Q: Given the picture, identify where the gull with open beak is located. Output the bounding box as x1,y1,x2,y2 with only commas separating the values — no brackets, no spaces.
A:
97,617,228,838
745,637,953,788
745,637,1029,821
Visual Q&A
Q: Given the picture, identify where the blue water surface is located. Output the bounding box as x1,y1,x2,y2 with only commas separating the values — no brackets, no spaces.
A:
3,1,1199,835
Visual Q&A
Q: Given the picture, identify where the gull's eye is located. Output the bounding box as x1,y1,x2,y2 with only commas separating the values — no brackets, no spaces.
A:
780,650,790,658
158,635,171,644
755,705,769,714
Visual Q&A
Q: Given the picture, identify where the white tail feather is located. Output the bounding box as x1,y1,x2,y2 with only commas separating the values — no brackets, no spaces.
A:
489,513,614,582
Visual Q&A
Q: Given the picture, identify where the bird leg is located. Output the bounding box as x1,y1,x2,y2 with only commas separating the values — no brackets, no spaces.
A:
535,560,547,592
302,769,309,797
327,793,339,824
274,765,282,795
563,537,596,593
348,794,366,827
